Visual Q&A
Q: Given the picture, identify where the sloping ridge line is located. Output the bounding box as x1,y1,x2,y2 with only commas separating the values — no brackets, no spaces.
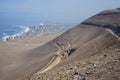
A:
34,28,119,75
35,55,61,75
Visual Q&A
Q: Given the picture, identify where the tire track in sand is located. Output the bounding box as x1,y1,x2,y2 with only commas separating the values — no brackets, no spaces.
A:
34,55,61,75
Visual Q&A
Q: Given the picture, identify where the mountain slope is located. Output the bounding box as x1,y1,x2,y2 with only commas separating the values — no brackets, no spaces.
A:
0,8,120,80
30,8,120,80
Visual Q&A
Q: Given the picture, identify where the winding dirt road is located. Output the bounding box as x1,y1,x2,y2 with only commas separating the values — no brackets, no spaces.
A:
35,55,61,75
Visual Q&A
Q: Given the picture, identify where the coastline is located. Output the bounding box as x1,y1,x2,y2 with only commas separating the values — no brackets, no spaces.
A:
1,25,30,42
0,8,120,80
0,32,61,79
0,23,74,42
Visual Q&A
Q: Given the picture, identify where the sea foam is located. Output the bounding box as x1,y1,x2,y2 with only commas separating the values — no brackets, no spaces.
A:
1,23,75,42
1,25,30,42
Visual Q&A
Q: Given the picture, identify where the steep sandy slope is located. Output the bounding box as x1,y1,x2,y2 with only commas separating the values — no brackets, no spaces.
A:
0,8,120,80
30,8,120,80
32,40,120,80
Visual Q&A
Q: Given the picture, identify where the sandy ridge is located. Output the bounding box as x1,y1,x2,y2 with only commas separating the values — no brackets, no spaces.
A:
34,55,61,75
106,29,120,41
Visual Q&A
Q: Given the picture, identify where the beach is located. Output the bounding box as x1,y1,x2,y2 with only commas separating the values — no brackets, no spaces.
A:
0,23,74,42
0,33,61,80
0,8,120,80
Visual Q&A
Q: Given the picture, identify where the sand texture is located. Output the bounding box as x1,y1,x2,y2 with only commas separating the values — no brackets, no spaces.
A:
0,8,120,80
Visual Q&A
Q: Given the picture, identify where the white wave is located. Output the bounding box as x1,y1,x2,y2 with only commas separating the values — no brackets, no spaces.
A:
19,25,30,33
2,35,9,41
1,25,30,42
1,33,21,41
25,27,30,33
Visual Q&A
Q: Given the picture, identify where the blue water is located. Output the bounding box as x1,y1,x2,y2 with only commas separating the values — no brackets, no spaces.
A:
0,23,75,41
0,25,23,40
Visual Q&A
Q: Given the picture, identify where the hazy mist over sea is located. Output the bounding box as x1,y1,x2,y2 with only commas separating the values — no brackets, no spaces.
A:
0,0,120,41
0,0,120,25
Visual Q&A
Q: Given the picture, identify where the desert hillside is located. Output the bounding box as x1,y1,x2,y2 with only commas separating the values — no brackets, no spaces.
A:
30,8,120,80
0,8,120,80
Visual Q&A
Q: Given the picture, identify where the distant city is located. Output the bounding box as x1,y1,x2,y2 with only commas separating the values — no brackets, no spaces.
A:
1,23,75,41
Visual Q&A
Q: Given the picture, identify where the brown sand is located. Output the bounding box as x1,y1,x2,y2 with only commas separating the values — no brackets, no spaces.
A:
30,8,120,80
0,33,61,80
0,8,120,80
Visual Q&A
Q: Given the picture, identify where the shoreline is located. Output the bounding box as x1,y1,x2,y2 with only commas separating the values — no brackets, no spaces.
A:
0,32,61,80
1,25,30,42
1,23,75,42
0,32,62,43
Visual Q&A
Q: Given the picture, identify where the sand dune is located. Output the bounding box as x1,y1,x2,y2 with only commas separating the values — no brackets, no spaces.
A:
0,8,120,80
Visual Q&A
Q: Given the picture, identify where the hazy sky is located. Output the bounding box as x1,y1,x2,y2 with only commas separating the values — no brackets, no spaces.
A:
0,0,120,24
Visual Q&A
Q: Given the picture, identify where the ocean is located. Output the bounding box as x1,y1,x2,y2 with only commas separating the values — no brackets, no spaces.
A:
0,24,30,41
0,23,75,41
